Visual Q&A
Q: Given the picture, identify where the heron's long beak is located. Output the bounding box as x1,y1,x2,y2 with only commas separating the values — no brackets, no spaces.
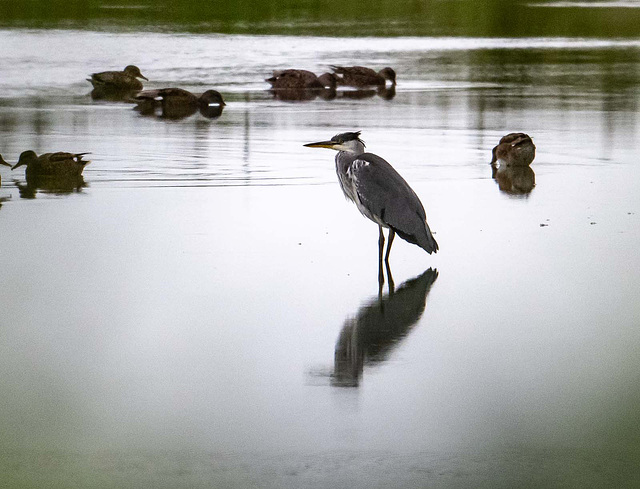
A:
11,161,26,170
304,140,337,149
140,74,149,81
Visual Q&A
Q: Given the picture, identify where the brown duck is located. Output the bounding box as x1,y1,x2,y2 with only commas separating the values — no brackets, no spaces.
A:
331,66,396,87
266,69,338,90
11,151,90,177
490,133,536,167
134,88,226,119
88,65,148,90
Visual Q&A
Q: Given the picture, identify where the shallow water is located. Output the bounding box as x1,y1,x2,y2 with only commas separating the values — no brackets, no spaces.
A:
1,27,640,488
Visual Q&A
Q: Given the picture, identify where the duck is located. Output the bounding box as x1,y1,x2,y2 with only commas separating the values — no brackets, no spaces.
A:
134,88,226,119
87,65,148,91
490,133,536,167
330,66,396,88
266,69,338,90
11,151,90,177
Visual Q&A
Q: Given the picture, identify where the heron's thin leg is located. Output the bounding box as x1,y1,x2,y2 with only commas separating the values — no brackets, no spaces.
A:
378,225,385,291
384,228,395,264
385,258,395,294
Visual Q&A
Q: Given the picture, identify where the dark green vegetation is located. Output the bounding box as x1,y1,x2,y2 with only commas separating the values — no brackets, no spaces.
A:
2,0,640,37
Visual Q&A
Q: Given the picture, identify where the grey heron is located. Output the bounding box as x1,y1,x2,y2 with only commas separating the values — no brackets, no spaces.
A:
490,133,536,167
134,88,225,119
304,131,438,268
331,66,396,88
88,65,148,91
11,151,90,177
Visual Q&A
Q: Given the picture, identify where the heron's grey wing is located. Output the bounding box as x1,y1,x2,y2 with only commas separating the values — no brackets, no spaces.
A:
352,153,438,253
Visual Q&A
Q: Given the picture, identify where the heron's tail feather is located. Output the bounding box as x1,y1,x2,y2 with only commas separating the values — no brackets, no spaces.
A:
394,223,439,255
421,225,439,254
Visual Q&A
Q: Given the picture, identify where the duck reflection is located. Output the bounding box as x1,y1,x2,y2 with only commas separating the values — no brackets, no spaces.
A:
14,174,87,199
339,85,396,101
90,87,138,102
332,268,439,387
491,163,536,196
269,86,337,102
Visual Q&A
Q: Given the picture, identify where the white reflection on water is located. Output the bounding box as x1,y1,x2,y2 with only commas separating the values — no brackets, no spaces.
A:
2,30,640,98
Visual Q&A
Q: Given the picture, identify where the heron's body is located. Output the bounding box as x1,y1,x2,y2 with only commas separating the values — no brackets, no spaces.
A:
304,132,438,264
88,65,148,90
11,151,90,177
491,133,536,167
134,88,225,119
331,66,396,88
267,69,338,90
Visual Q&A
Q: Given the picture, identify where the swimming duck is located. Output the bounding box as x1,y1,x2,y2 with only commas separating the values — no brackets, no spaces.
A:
88,65,148,90
266,70,338,90
134,88,226,119
331,66,397,88
490,133,536,167
11,151,90,177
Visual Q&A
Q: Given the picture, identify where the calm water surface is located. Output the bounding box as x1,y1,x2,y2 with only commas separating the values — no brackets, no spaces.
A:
1,26,639,488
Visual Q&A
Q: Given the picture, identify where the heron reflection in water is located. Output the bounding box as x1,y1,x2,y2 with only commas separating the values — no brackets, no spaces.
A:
304,131,438,286
332,268,439,387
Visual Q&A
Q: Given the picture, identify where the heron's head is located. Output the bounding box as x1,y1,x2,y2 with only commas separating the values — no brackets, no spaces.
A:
304,131,366,153
11,150,38,170
124,65,148,81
